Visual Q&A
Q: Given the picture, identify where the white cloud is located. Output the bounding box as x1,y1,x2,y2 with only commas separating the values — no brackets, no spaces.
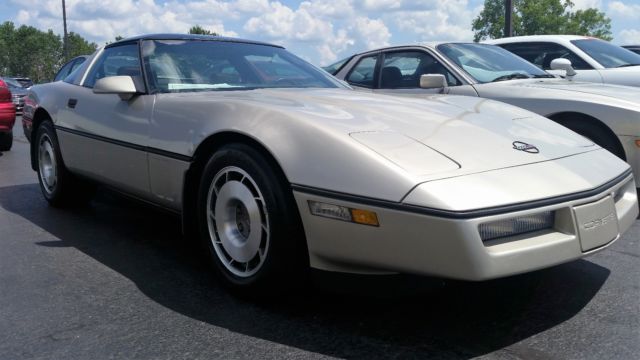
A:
361,0,402,11
608,1,640,19
9,0,237,43
8,0,640,75
300,0,355,19
618,29,640,44
15,10,31,23
571,0,602,10
233,0,270,13
392,0,474,42
353,17,390,49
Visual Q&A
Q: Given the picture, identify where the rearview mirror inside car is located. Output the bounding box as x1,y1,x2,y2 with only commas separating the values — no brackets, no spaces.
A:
93,76,138,101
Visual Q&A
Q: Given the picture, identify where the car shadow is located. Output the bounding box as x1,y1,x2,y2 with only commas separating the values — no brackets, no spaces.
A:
0,183,610,358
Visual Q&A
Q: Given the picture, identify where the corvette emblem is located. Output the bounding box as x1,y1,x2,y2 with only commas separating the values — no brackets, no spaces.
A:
512,141,539,153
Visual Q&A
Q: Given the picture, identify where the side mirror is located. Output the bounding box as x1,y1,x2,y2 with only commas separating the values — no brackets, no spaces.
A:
93,76,138,100
550,58,576,77
419,74,447,91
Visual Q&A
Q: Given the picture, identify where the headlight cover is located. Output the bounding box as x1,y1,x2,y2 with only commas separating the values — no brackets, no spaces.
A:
479,211,555,242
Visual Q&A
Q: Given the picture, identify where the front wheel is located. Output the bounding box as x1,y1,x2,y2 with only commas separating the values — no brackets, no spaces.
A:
0,130,12,151
197,144,307,295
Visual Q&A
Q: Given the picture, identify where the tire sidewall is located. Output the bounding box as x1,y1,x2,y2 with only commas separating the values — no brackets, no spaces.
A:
35,122,65,202
0,130,12,151
197,144,303,291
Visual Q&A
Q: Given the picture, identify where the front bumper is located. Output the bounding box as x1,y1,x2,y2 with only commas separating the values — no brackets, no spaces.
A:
294,173,638,280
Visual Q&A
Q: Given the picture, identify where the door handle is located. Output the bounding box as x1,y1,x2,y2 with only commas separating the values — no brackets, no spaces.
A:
67,98,78,108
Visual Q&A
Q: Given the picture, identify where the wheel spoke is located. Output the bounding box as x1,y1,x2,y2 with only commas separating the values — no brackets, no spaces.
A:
206,165,270,278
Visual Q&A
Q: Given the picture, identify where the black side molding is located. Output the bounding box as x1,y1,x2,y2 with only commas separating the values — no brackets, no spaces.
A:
54,125,192,162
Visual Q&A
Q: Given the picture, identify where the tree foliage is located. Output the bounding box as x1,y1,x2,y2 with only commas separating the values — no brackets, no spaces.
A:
188,25,218,36
0,21,97,83
472,0,612,42
66,31,98,59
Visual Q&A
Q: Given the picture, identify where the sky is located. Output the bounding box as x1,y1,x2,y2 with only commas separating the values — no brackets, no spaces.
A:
1,0,639,66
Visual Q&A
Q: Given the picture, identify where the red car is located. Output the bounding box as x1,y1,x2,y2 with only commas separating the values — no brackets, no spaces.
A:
0,78,16,151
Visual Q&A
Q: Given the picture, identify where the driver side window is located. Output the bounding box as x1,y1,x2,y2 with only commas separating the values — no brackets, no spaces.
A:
500,42,592,70
380,51,460,89
83,44,142,89
346,55,377,88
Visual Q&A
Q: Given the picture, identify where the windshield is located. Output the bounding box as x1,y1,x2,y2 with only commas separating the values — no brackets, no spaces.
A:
437,43,552,83
322,56,352,75
571,39,640,68
141,40,342,93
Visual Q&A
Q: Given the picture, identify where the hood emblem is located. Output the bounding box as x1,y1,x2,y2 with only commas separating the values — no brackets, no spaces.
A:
512,141,539,154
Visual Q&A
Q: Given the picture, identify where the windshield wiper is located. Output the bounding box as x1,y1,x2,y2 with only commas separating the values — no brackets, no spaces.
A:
531,74,556,78
491,73,531,82
617,63,640,68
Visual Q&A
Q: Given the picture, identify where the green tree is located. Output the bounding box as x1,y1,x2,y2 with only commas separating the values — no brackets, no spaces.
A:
105,35,125,45
66,31,98,60
188,25,218,36
0,21,98,83
472,0,612,42
566,8,612,40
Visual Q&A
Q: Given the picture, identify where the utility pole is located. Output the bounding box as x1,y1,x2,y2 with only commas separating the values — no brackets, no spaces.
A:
62,0,68,60
504,0,513,37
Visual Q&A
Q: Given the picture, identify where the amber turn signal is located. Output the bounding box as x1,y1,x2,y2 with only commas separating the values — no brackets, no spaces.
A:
350,209,380,226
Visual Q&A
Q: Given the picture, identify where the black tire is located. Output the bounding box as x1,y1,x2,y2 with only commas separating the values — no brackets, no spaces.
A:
0,130,12,151
197,143,307,296
558,118,625,160
35,121,94,207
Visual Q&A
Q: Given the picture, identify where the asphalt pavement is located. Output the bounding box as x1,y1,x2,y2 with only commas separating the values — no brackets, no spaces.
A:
0,119,638,359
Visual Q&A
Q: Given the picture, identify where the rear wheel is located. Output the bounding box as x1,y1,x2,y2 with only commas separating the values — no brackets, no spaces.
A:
0,130,12,151
35,121,93,207
197,143,307,295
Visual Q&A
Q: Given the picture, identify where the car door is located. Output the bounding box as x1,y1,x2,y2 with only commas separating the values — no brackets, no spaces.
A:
55,42,153,199
372,50,477,97
498,42,603,83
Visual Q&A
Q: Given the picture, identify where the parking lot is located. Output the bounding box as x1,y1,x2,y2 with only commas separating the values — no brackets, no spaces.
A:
0,119,638,359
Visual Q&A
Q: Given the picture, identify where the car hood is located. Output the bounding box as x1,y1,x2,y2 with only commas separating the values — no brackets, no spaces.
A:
479,78,640,106
188,88,595,181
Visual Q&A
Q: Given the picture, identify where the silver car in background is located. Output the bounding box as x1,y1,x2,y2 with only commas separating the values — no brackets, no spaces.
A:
330,42,640,190
22,34,638,295
487,35,640,86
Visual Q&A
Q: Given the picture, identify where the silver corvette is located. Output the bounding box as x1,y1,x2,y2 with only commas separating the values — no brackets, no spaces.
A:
329,42,640,189
22,34,638,294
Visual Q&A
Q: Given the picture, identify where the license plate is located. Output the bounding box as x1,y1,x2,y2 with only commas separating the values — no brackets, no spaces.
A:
573,196,619,252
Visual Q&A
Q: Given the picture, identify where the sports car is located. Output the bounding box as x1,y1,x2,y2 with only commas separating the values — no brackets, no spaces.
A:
329,42,640,190
22,34,638,294
486,35,640,86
